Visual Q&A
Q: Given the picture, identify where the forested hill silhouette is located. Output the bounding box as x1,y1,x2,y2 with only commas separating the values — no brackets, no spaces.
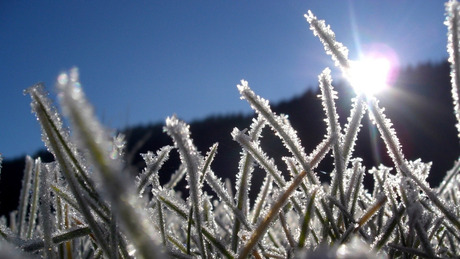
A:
1,60,459,216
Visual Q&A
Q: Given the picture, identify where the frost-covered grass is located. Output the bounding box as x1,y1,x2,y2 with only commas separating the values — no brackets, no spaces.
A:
1,2,460,259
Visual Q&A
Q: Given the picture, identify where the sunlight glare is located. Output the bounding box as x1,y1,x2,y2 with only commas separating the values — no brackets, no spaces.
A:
347,57,391,96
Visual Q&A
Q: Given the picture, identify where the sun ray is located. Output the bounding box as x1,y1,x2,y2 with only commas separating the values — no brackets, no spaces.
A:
347,56,392,96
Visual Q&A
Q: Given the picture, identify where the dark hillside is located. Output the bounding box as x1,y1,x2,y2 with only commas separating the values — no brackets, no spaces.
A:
1,60,458,216
376,61,458,184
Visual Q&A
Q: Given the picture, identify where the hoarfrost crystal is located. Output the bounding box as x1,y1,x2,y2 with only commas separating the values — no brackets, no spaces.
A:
305,10,350,70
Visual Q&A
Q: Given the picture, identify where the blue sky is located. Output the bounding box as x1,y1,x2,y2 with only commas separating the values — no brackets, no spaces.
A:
0,1,448,159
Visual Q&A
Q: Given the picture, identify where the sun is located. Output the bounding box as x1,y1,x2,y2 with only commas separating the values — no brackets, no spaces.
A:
346,56,392,97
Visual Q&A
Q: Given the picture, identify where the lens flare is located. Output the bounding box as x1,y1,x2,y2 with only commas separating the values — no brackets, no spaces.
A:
344,43,399,97
347,57,391,96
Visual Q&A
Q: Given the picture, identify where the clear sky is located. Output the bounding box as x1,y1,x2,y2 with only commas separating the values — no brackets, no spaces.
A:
0,1,448,159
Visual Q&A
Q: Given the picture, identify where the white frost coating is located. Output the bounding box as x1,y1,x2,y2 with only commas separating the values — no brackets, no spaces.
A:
406,159,432,183
137,145,173,195
164,115,203,171
306,135,333,171
400,178,425,228
318,68,341,141
234,116,266,215
164,115,207,257
25,83,76,159
17,156,33,238
318,68,345,200
201,143,219,184
26,158,41,239
251,174,273,224
367,98,406,173
445,1,460,141
204,170,232,208
232,127,287,188
39,163,53,258
204,164,252,230
56,68,128,201
158,189,189,217
344,158,364,207
25,81,96,209
342,96,366,166
202,194,218,234
371,165,393,202
237,80,315,184
283,157,302,180
56,68,117,174
232,116,266,251
305,10,350,70
56,68,163,258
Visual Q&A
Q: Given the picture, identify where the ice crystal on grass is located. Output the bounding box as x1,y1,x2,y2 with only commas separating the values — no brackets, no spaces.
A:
234,116,266,217
25,84,75,161
342,97,366,166
164,115,207,257
232,127,287,189
3,1,460,258
446,1,460,141
305,10,350,70
238,80,318,187
368,98,406,173
17,156,33,239
318,68,341,141
40,163,54,258
137,145,173,196
57,68,163,258
319,68,346,203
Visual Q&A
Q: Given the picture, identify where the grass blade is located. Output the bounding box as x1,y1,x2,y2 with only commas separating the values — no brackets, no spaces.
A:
40,163,54,258
298,188,318,248
164,115,207,258
26,158,41,239
318,68,345,204
238,170,310,259
446,0,460,140
56,68,163,259
237,80,317,184
17,156,33,238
